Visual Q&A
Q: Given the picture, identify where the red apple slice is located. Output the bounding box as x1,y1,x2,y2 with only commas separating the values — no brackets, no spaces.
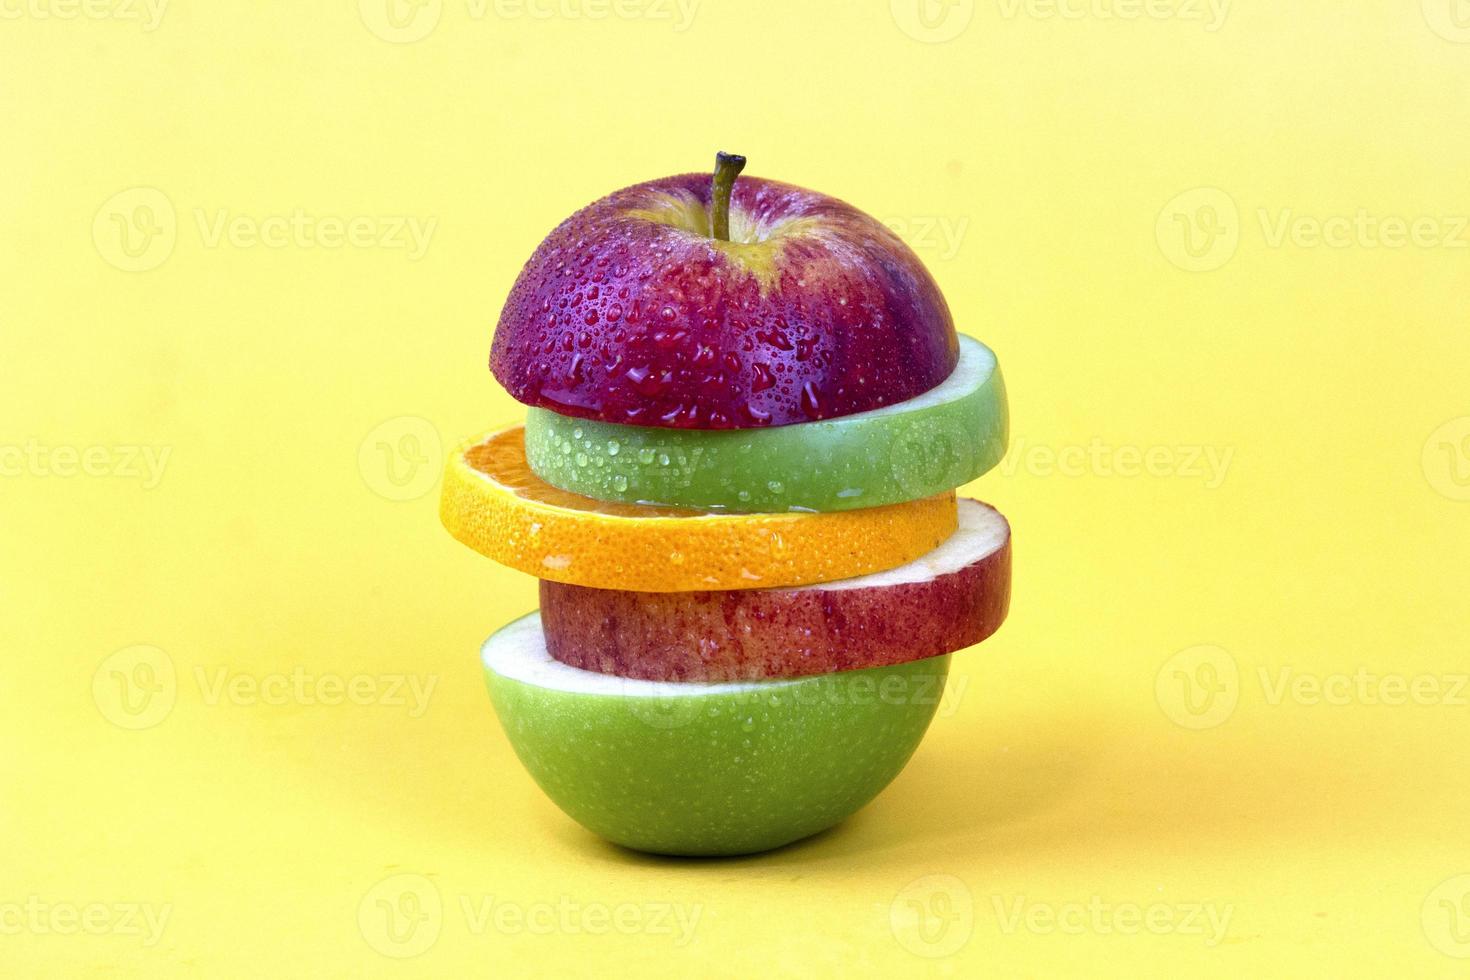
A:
540,498,1010,682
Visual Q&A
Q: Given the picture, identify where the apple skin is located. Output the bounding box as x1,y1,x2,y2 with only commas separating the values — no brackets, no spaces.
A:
540,498,1010,682
524,335,1008,513
490,172,959,430
484,613,950,856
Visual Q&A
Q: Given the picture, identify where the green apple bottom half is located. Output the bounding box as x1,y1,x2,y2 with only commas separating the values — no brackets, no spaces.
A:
487,615,949,857
452,153,1013,856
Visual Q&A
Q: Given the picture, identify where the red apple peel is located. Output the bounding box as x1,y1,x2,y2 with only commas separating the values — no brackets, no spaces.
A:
540,499,1010,682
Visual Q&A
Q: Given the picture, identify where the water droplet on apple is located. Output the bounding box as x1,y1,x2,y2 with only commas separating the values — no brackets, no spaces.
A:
743,401,771,424
801,381,822,418
750,363,776,393
757,328,793,351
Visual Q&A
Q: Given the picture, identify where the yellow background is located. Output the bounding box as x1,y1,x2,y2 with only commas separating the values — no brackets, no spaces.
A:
4,1,1469,975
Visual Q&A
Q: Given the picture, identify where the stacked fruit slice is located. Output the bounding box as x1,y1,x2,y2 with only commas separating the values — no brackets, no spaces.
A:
442,154,1013,856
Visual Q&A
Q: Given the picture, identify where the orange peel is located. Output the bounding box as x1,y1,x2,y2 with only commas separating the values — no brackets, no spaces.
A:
440,427,958,592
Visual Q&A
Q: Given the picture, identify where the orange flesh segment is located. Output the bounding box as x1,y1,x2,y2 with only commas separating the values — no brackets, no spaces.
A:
442,427,959,593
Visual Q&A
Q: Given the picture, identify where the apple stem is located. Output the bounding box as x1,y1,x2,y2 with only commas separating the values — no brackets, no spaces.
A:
710,151,746,241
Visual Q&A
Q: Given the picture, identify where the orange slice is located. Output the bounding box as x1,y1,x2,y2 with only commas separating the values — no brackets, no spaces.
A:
440,427,958,592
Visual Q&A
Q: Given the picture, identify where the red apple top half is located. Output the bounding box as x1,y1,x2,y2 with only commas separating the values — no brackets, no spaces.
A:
490,153,959,429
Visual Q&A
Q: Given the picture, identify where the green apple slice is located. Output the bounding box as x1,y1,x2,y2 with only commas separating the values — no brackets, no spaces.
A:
523,334,1007,513
483,612,950,856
